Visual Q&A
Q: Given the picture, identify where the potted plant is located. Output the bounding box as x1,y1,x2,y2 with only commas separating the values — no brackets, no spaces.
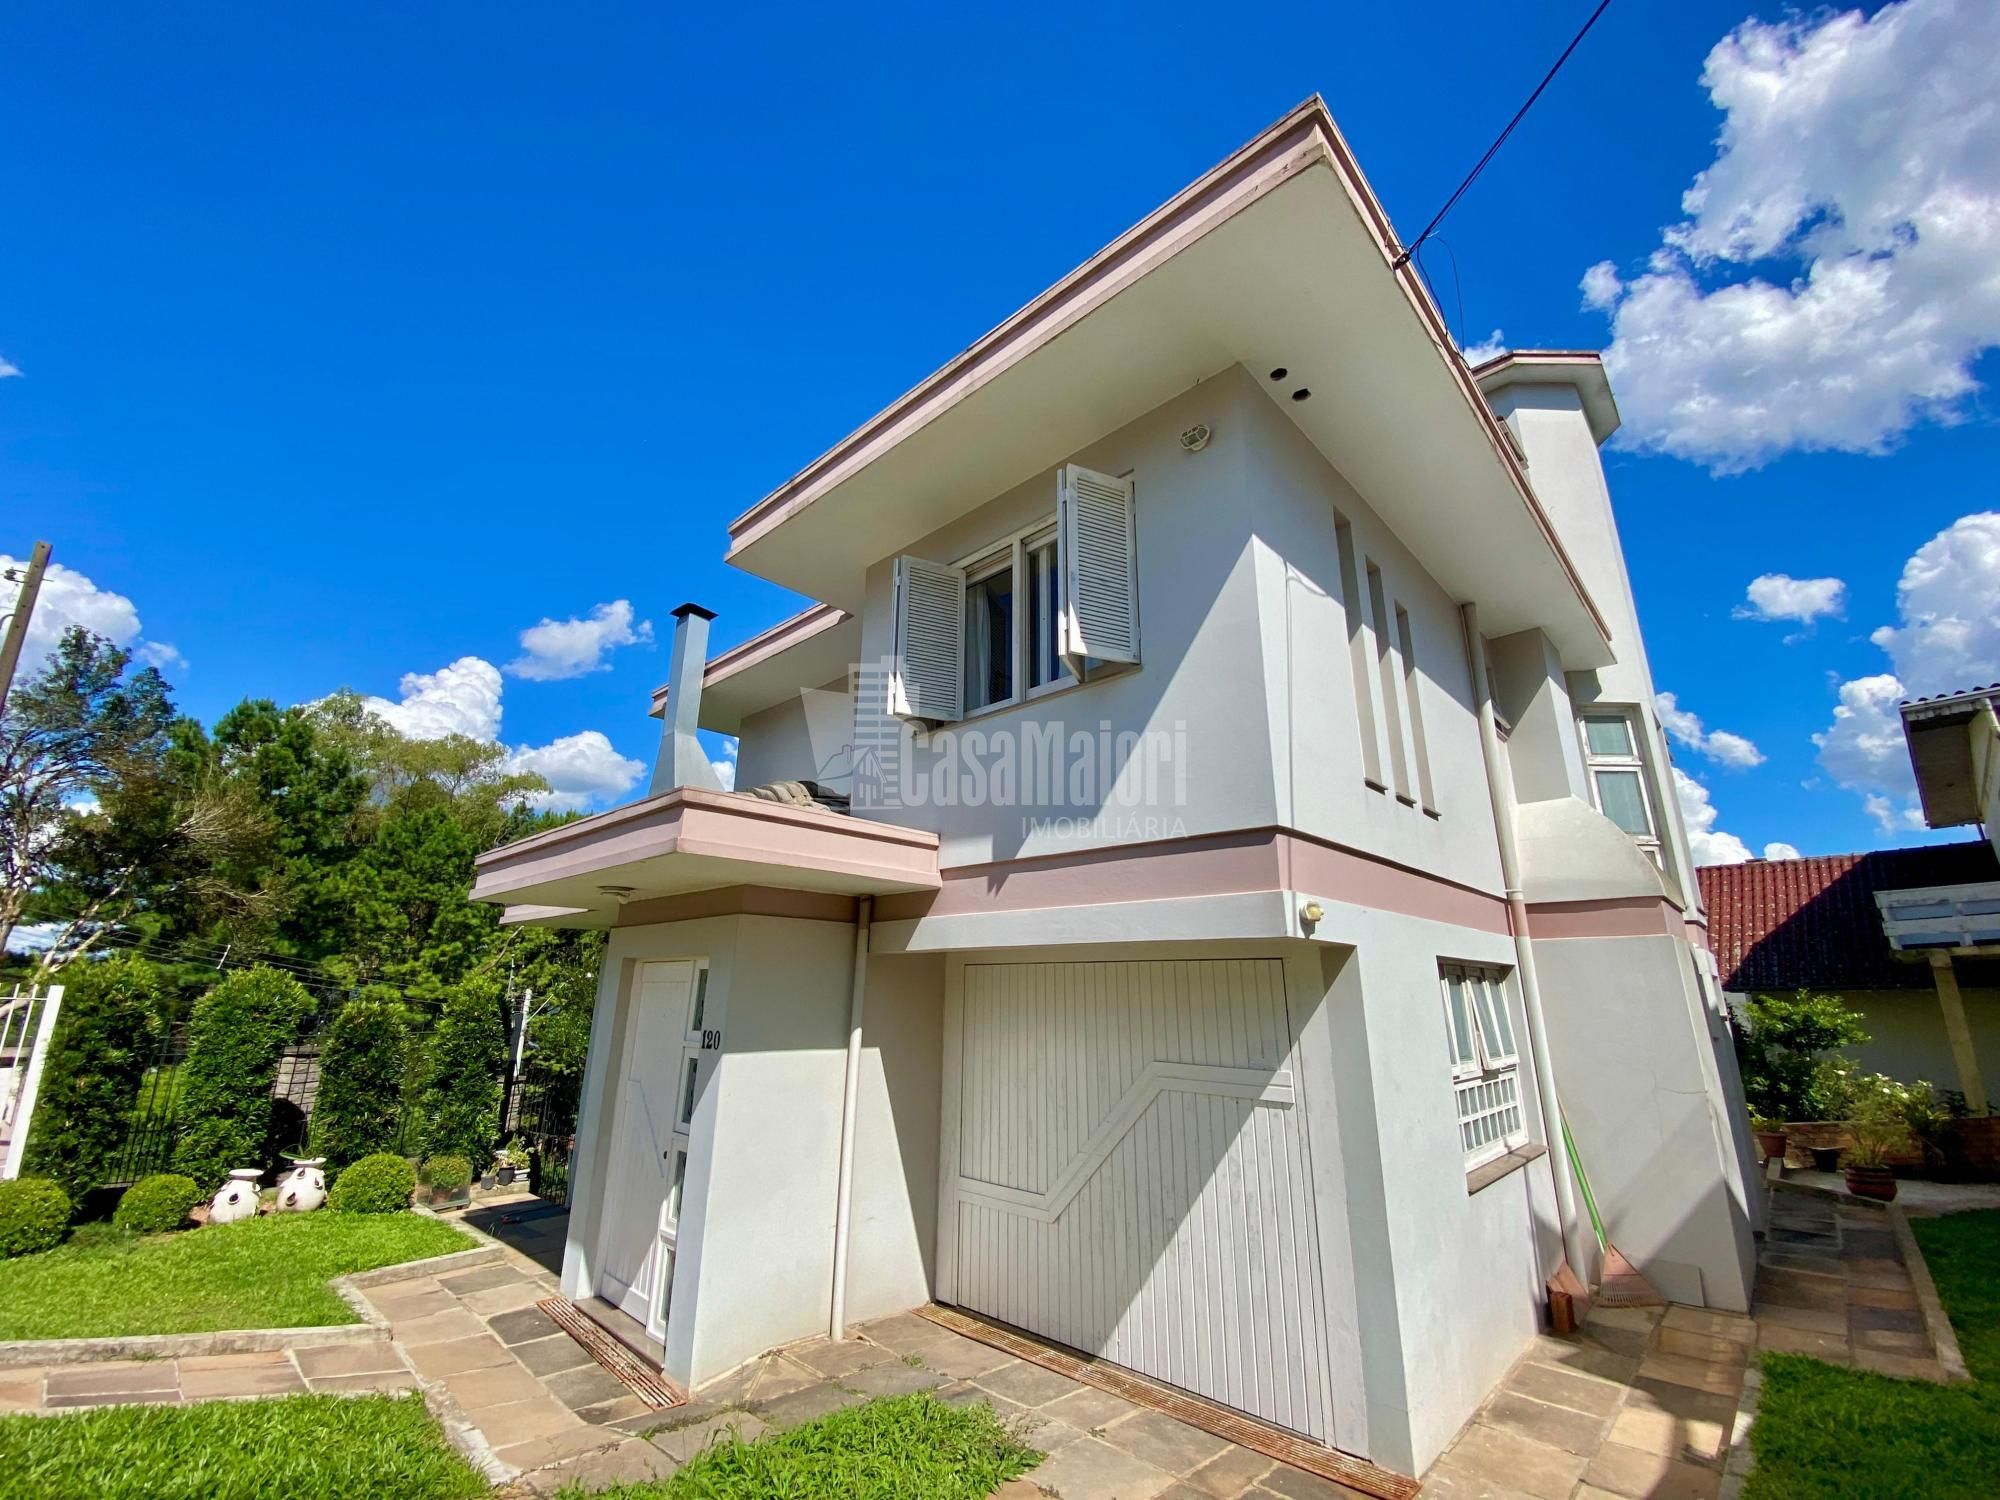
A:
1751,1114,1789,1164
1842,1128,1898,1201
418,1154,473,1209
493,1144,520,1188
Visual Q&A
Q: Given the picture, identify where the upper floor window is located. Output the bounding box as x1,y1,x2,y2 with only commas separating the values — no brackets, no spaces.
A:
1440,962,1526,1169
890,464,1137,722
1580,710,1661,864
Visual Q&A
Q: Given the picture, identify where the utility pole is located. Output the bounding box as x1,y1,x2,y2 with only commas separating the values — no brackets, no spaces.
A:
0,541,53,718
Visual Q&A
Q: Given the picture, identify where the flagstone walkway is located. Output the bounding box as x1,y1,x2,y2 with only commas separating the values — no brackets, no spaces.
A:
0,1186,1961,1500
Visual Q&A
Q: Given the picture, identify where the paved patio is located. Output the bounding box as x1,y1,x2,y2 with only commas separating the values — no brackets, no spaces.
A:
0,1184,1963,1498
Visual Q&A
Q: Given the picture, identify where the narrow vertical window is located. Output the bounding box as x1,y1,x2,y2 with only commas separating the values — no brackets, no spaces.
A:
1367,561,1413,804
1395,605,1438,815
1335,516,1385,790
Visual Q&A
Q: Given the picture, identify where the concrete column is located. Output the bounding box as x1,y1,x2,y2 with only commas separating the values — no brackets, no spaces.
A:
1929,954,1989,1115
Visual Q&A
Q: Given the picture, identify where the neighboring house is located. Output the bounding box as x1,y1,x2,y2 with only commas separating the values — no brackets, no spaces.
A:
1699,845,2000,1112
471,98,1754,1479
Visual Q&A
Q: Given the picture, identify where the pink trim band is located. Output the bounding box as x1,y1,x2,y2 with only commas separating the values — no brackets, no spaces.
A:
1525,897,1684,941
872,828,1512,936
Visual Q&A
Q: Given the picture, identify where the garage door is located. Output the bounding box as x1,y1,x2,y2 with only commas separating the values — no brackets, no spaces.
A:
948,959,1335,1441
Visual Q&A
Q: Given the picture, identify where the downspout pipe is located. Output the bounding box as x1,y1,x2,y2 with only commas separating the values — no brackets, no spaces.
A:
829,895,873,1339
1461,603,1594,1285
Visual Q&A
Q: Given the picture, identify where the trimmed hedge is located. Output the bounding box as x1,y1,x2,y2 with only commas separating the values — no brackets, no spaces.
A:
21,955,163,1199
328,1154,415,1214
419,1155,471,1194
171,967,316,1188
0,1178,72,1259
311,998,411,1171
418,978,504,1170
112,1173,203,1234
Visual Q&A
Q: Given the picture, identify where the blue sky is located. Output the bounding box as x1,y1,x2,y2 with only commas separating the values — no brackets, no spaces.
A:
4,1,1996,855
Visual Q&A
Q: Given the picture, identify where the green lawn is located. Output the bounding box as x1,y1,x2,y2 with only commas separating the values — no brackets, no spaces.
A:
0,1212,471,1340
0,1393,486,1500
1747,1209,2000,1499
576,1392,1041,1499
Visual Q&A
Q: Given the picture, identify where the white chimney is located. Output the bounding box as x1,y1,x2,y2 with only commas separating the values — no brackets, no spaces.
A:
650,603,725,796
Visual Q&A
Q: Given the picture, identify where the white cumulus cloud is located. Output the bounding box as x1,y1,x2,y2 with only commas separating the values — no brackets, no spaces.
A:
1,554,185,675
354,653,648,813
360,657,505,743
506,731,648,813
1734,574,1846,629
1814,512,2000,832
1655,691,1766,768
1763,842,1802,861
1581,0,2000,472
506,600,653,682
1674,767,1755,866
1460,329,1509,366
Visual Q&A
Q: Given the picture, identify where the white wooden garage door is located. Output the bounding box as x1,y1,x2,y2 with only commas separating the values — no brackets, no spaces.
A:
947,959,1335,1441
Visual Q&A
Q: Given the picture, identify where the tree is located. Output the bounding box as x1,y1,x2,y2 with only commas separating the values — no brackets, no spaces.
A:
21,953,164,1198
1735,989,1869,1123
333,805,497,997
210,699,371,959
171,966,317,1187
310,997,412,1170
420,975,506,1169
0,629,175,958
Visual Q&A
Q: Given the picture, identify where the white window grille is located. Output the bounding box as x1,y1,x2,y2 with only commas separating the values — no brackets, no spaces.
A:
1439,963,1526,1168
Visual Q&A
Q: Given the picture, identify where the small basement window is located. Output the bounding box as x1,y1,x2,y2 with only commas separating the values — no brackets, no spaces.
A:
1440,963,1527,1170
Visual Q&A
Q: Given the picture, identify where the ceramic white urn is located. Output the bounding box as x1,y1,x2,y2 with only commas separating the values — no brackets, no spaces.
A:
276,1158,327,1212
208,1168,263,1224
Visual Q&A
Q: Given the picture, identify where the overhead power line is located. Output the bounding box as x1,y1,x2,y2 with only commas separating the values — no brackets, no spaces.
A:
1392,0,1616,272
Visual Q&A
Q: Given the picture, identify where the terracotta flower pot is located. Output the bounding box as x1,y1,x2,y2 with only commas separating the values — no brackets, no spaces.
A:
1755,1130,1788,1163
1844,1164,1898,1201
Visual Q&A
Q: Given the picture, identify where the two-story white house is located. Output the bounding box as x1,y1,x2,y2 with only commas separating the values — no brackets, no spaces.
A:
471,97,1758,1479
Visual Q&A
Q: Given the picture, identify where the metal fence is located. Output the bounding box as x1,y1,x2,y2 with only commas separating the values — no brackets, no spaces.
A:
110,1010,582,1192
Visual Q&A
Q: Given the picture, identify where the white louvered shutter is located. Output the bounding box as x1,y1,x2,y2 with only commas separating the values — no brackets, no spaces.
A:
1058,464,1139,670
890,555,965,722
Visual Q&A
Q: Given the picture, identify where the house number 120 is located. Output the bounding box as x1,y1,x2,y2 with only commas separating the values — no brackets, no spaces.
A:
700,1029,722,1050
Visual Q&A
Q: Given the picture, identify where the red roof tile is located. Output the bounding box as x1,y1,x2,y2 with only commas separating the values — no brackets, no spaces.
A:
1698,843,1999,992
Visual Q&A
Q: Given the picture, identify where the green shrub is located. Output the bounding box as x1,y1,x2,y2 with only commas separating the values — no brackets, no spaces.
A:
1735,989,1869,1123
0,1178,72,1258
418,977,504,1170
171,967,316,1188
21,955,163,1199
112,1173,203,1234
418,1155,471,1194
328,1153,415,1214
311,998,411,1170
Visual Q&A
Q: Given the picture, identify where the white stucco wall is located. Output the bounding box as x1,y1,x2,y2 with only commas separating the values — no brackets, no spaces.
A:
842,950,945,1325
1300,919,1560,1476
1534,934,1756,1311
560,912,940,1392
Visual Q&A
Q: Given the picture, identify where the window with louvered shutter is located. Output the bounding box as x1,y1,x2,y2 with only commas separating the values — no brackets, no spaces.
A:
890,554,965,722
1057,464,1139,670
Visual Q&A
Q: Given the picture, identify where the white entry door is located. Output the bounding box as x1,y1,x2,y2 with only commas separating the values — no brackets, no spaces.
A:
948,959,1335,1442
598,960,706,1336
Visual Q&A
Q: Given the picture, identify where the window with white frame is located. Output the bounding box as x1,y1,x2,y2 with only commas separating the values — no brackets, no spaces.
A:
1440,962,1526,1167
959,522,1069,713
1579,710,1662,865
889,464,1137,722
